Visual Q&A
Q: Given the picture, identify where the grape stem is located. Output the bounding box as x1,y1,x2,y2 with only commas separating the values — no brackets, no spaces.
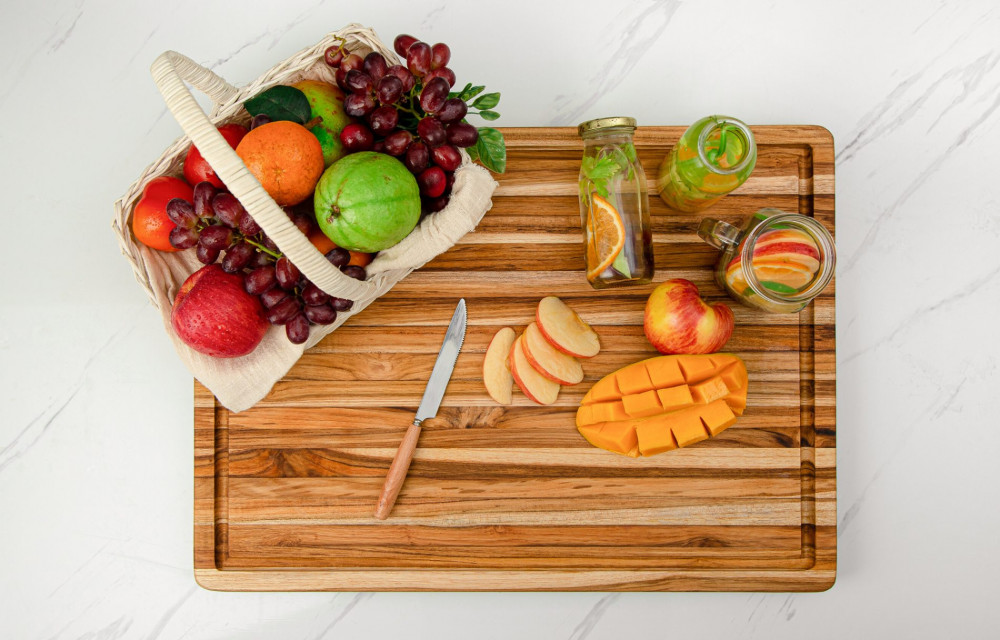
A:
243,236,282,259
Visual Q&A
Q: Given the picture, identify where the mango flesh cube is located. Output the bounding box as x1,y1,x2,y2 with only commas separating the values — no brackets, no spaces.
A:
690,376,730,405
576,354,749,457
616,365,655,395
636,418,677,456
700,399,737,436
677,356,718,384
622,390,663,418
669,407,711,447
586,375,620,403
656,385,694,412
645,357,685,388
718,362,747,392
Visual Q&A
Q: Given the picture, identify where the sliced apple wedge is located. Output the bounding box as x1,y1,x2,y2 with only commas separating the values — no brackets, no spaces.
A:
483,327,516,405
522,321,584,385
536,296,600,358
510,334,560,405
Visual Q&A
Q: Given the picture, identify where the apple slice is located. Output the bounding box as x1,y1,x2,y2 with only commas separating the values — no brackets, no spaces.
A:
483,327,516,405
510,335,560,405
535,296,600,358
522,322,584,385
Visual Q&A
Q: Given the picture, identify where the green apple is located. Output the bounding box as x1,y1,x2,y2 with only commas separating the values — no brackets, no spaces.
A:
292,79,353,167
314,152,421,252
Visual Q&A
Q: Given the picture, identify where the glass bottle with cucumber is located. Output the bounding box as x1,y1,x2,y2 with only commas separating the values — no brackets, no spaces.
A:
657,115,756,212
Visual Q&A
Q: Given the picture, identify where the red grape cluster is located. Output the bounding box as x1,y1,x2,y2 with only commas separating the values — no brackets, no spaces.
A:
166,181,359,344
324,34,480,213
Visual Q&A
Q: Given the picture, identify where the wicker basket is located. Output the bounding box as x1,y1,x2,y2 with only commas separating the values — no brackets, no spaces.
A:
112,24,497,412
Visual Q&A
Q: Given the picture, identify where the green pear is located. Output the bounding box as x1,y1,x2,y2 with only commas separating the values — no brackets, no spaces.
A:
292,79,353,167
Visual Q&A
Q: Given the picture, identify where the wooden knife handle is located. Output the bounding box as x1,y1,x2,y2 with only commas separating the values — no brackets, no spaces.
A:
374,421,423,520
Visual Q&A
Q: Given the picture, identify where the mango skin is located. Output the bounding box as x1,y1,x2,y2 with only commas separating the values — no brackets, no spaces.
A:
292,80,353,167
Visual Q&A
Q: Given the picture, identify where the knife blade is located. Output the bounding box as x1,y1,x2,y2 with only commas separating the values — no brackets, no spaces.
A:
374,299,467,519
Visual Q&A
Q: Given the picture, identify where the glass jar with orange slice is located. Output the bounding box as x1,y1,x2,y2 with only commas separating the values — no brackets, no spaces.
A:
577,117,653,288
698,208,835,313
657,115,756,212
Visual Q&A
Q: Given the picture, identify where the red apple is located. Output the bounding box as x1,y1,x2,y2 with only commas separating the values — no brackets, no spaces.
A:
535,296,600,358
171,265,268,358
643,279,734,355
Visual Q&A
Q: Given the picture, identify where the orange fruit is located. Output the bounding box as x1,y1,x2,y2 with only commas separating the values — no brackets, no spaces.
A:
585,194,626,281
235,121,324,206
307,229,374,267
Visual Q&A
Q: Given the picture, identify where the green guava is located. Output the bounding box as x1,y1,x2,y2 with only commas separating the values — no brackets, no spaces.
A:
314,152,421,252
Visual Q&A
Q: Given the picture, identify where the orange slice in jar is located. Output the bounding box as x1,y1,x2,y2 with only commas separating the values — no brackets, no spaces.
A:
586,194,626,282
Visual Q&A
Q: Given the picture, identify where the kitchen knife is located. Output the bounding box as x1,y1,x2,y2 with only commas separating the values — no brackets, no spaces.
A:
374,298,467,520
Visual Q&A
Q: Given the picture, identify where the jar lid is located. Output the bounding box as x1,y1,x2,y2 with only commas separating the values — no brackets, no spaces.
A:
578,117,637,136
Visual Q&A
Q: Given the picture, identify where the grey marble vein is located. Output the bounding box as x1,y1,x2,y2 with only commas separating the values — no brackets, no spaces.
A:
568,594,619,640
841,87,1000,275
311,593,372,640
842,261,1000,366
839,376,968,538
548,0,681,126
144,587,196,640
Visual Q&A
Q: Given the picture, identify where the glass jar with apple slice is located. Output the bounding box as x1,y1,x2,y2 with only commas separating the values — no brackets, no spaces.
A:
698,208,836,313
577,117,654,289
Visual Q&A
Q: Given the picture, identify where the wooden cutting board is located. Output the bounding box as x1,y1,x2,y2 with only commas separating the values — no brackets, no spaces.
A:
194,126,836,591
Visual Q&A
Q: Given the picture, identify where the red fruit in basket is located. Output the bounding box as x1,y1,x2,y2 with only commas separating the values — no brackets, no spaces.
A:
407,42,431,76
417,117,446,147
171,264,268,358
387,65,416,92
183,123,247,189
417,166,447,198
420,78,450,114
425,67,455,88
363,52,389,82
394,34,419,56
235,121,324,206
404,140,430,174
431,144,462,172
340,123,375,152
446,122,479,148
430,43,451,70
132,176,194,252
437,98,467,124
324,44,345,68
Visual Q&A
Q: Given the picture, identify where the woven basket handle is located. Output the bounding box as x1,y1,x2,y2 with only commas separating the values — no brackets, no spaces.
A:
149,50,375,301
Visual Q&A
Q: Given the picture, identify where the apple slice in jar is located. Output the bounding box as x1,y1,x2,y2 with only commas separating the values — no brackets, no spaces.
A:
522,322,584,385
483,327,516,405
535,296,600,358
510,335,560,405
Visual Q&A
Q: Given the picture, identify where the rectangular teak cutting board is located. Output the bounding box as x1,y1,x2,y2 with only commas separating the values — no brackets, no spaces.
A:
194,126,836,591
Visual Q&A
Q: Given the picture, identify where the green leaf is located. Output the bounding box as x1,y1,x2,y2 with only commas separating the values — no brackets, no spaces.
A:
612,249,631,278
244,85,311,124
584,155,620,182
460,85,485,101
466,144,480,162
761,280,799,294
472,92,500,109
472,127,506,173
477,110,501,121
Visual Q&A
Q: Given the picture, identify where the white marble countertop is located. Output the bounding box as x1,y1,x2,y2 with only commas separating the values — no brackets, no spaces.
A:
3,0,998,637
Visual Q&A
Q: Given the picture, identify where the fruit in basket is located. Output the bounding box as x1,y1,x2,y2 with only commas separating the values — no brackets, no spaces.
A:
576,354,748,457
644,279,733,355
482,327,516,405
322,34,507,213
235,121,324,206
307,229,373,267
183,124,248,188
170,264,268,358
535,296,600,358
132,176,194,252
314,151,420,252
291,80,353,168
